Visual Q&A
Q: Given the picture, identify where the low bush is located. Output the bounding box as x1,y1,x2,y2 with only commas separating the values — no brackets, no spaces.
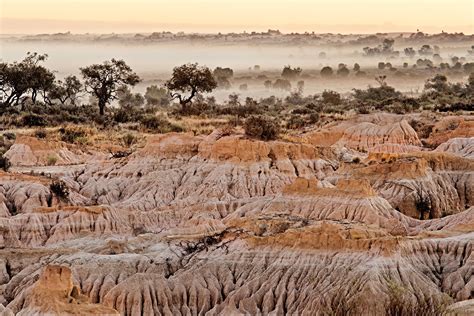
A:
21,113,48,127
286,115,307,129
46,155,58,166
59,126,91,144
218,104,264,117
140,115,183,133
34,128,47,139
50,180,69,199
122,133,137,147
244,115,280,140
0,155,11,171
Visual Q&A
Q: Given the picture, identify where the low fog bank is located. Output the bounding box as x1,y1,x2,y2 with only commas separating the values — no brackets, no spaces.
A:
1,39,473,102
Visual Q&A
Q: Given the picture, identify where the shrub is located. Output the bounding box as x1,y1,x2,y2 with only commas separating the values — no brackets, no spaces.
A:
306,103,324,113
111,151,131,158
122,133,137,147
50,180,69,199
172,101,215,116
292,107,313,115
0,155,11,171
357,105,372,114
415,194,432,219
218,104,263,118
408,119,433,139
322,90,342,105
353,85,402,104
21,113,48,127
46,155,58,166
140,115,183,133
113,107,144,123
244,115,280,140
34,128,47,139
286,115,307,129
308,113,320,124
3,132,16,141
59,126,91,144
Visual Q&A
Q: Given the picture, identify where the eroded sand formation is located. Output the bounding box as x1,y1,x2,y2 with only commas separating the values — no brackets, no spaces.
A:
0,113,473,315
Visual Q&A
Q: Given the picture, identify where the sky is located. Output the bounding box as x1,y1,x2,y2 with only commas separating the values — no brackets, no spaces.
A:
1,0,473,34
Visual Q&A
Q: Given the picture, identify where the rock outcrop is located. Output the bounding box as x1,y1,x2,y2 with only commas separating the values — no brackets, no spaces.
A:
1,113,473,315
7,265,118,315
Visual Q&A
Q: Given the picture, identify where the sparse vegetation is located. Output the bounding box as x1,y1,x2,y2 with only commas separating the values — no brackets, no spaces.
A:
50,180,69,199
59,125,92,144
140,115,183,133
0,154,11,171
46,154,58,166
244,115,280,140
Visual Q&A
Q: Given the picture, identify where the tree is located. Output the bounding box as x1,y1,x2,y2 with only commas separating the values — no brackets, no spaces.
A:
463,63,474,74
117,86,145,108
378,62,386,70
281,66,302,80
81,59,140,115
165,63,217,109
320,66,333,78
228,93,240,106
273,79,291,91
382,38,395,53
144,85,170,106
213,67,233,79
0,52,54,108
45,75,82,105
424,74,449,93
433,54,442,63
404,47,416,58
213,67,233,89
418,44,433,56
264,80,272,89
466,73,474,97
353,63,360,72
297,80,305,93
337,64,350,77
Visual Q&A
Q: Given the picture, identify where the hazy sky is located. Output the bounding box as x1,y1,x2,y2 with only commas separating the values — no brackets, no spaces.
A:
1,0,473,34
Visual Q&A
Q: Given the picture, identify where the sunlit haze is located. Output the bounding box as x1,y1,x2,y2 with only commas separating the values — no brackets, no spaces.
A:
1,0,473,34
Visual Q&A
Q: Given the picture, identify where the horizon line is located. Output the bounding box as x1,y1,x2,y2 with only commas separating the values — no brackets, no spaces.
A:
2,30,473,36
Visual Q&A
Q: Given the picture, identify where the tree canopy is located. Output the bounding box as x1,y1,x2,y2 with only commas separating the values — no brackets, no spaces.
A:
81,59,140,115
165,63,217,108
